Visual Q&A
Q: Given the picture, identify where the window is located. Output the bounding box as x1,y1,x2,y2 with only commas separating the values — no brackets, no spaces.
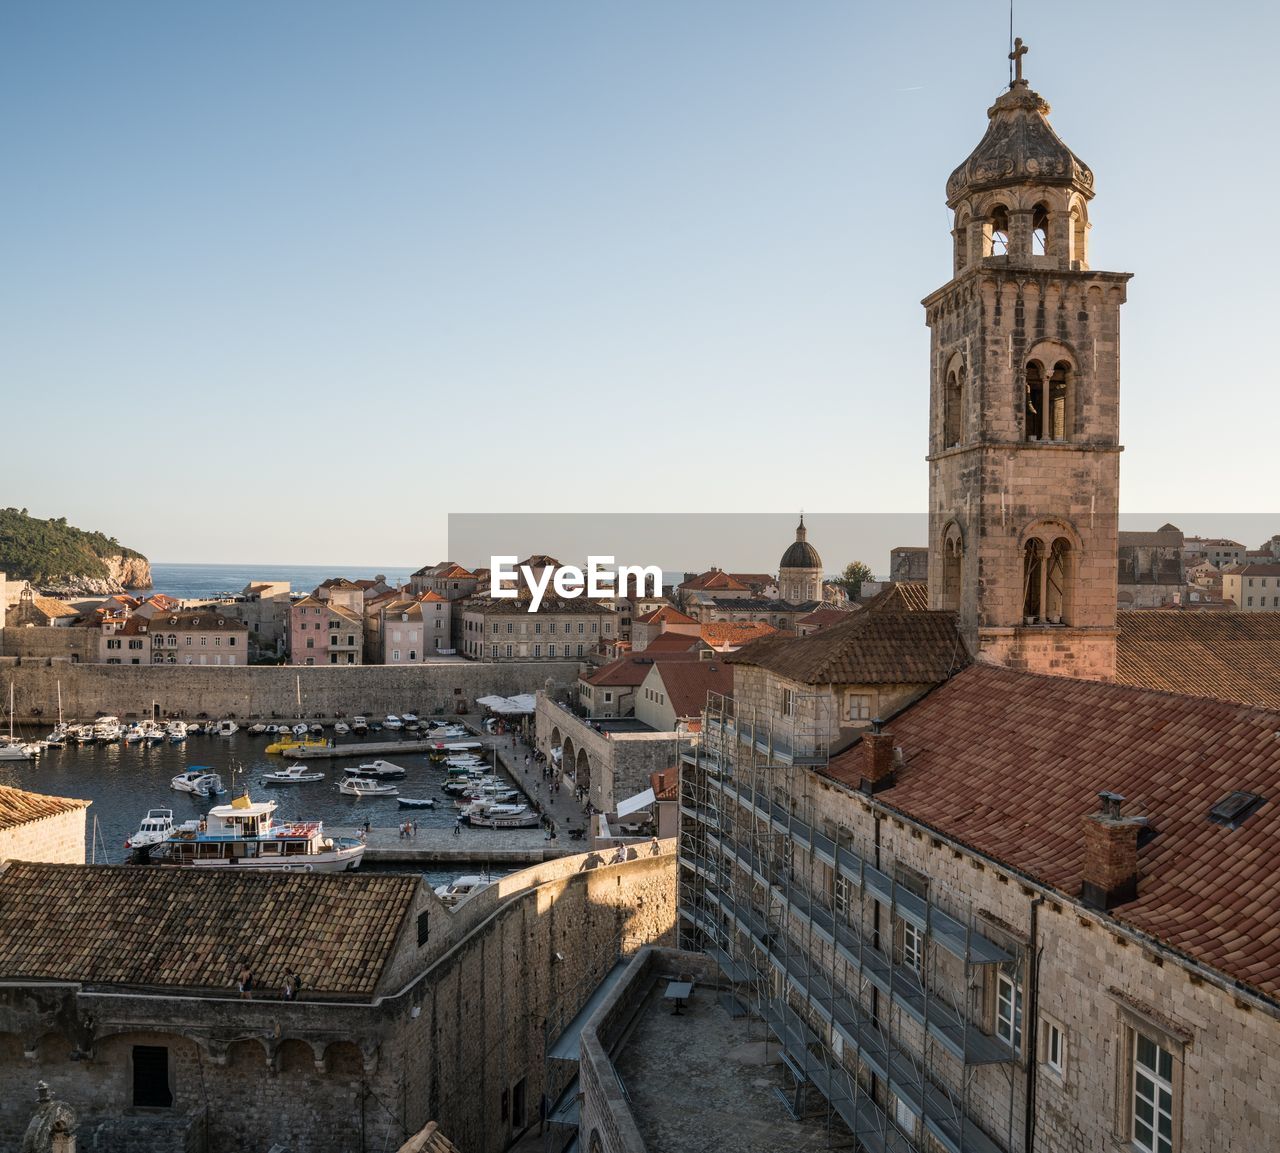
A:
490,645,498,658
1132,1033,1174,1153
548,644,556,657
781,689,795,717
603,691,613,703
106,639,121,650
578,622,585,634
846,693,871,721
507,622,514,633
534,644,542,657
417,909,430,945
492,623,499,634
1041,1017,1065,1076
409,649,417,661
215,636,221,645
200,636,207,646
901,920,924,973
834,873,851,915
996,971,1023,1050
505,644,512,657
128,639,143,650
1032,203,1049,255
534,622,542,634
229,637,236,646
132,1045,173,1108
306,638,314,649
577,644,584,656
893,1094,917,1137
393,650,400,661
346,635,355,646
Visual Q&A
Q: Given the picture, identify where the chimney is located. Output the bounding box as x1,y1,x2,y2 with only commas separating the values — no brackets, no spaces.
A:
859,719,896,794
1080,791,1142,910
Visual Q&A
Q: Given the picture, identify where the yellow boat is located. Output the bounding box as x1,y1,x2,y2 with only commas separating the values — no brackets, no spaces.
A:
265,737,330,756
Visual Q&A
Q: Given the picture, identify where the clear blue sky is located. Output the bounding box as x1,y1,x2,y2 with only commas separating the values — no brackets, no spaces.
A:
3,2,1276,565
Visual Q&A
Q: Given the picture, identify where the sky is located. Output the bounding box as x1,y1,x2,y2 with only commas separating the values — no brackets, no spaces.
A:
3,1,1277,567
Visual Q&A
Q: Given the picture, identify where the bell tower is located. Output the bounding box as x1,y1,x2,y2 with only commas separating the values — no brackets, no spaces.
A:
924,44,1131,680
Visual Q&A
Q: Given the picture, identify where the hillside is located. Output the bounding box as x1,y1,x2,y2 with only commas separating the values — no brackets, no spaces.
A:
0,507,152,593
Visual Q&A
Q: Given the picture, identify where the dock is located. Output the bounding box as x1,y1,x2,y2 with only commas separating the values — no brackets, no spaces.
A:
292,740,442,759
338,824,575,866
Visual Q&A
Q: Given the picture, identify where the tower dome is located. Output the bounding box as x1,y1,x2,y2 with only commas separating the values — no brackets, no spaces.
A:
780,516,822,571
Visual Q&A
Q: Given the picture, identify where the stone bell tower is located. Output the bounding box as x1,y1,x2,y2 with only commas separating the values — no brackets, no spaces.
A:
923,42,1131,681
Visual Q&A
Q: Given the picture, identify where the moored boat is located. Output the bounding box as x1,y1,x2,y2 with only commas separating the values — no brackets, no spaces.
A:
339,777,399,798
397,796,437,809
343,760,407,779
262,764,326,785
334,721,350,735
265,736,329,756
462,801,540,829
126,808,175,849
216,720,239,736
171,769,226,797
433,875,492,907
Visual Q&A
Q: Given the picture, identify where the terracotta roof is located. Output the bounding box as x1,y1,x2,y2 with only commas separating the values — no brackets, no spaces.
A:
649,769,679,802
828,663,1280,1000
641,632,705,654
637,605,697,626
731,611,967,685
328,603,362,624
651,660,734,720
584,650,703,688
1116,610,1280,710
31,597,79,620
1227,563,1280,577
680,570,751,593
397,1122,462,1153
0,863,419,997
152,611,248,632
437,564,475,580
700,621,777,648
0,786,89,834
863,582,930,613
797,607,855,631
318,578,361,589
419,591,447,603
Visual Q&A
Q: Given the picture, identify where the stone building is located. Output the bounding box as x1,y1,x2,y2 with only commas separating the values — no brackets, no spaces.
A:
0,787,88,865
372,592,453,663
7,587,80,628
134,610,250,667
630,604,700,652
1117,525,1185,609
1182,537,1246,568
288,594,363,665
778,515,824,603
925,53,1129,681
461,595,617,661
1221,562,1280,612
890,546,930,583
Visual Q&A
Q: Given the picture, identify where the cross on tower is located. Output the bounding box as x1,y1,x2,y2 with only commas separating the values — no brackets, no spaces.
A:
1009,37,1029,86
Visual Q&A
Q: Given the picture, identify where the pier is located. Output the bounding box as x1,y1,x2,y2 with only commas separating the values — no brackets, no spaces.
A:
336,823,574,865
292,739,441,759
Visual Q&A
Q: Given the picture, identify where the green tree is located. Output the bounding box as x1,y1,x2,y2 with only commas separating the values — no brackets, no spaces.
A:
836,561,874,599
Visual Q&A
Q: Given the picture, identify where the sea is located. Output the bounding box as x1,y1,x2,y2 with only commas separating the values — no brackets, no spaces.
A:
146,563,416,601
0,731,513,885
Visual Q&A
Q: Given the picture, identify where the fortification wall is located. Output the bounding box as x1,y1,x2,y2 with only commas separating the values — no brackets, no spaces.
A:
0,661,580,723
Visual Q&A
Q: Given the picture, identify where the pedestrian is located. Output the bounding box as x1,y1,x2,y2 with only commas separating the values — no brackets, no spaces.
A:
281,976,294,1001
237,960,253,1000
291,972,302,1001
454,817,462,836
650,836,660,857
398,822,405,840
413,819,419,837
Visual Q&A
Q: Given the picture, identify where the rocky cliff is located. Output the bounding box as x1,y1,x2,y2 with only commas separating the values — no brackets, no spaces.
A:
0,508,152,595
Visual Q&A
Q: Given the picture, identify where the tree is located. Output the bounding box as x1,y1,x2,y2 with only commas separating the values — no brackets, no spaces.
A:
836,561,874,599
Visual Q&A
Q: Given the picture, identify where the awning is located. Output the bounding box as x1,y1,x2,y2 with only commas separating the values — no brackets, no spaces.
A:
616,787,656,817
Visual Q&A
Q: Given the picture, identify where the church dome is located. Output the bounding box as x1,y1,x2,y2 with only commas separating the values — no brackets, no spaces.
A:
780,516,822,571
946,82,1093,208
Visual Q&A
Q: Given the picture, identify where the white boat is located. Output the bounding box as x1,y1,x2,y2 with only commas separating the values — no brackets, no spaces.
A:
463,802,540,829
351,716,369,734
216,720,239,736
339,777,399,797
309,723,324,735
292,723,309,737
122,724,146,745
171,769,226,797
397,796,436,809
249,723,267,735
264,723,280,734
263,764,326,785
152,794,365,872
383,715,403,730
93,717,122,742
126,808,176,849
343,760,407,779
433,875,492,907
1,683,38,759
334,721,350,735
40,723,69,749
401,712,419,723
166,720,189,743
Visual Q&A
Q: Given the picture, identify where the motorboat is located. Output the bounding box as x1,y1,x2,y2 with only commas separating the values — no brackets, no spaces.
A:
39,723,69,749
433,875,492,907
383,714,403,730
171,769,226,797
401,712,419,723
292,723,309,737
93,717,122,742
339,777,399,798
150,793,364,871
122,724,147,745
463,802,540,829
334,721,350,735
0,740,38,761
343,760,407,779
429,741,483,760
216,720,239,737
166,720,189,743
351,716,369,734
248,723,267,735
263,764,326,785
125,809,175,849
265,736,329,756
397,796,437,809
264,723,280,734
309,723,324,735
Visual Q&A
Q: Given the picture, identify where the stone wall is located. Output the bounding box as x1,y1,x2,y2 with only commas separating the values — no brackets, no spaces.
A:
0,661,580,725
0,626,99,663
0,849,678,1153
0,806,88,866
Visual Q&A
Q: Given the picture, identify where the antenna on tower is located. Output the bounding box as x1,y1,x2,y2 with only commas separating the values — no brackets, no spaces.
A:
1009,0,1015,86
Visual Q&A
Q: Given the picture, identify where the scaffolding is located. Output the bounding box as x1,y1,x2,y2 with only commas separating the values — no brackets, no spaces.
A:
678,692,1024,1153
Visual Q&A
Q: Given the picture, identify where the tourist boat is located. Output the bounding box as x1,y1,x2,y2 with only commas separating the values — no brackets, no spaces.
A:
383,714,403,730
397,796,437,809
171,769,226,797
339,777,399,798
334,721,350,735
455,782,520,804
265,735,329,756
342,760,407,779
351,716,369,734
151,794,365,871
262,764,326,785
216,720,239,737
125,808,175,849
433,875,492,907
462,802,540,829
166,720,189,743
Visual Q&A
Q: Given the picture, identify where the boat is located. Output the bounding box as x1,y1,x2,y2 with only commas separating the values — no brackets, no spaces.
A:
216,720,239,736
1,683,39,759
151,793,365,872
433,875,493,907
122,723,146,745
265,736,329,756
463,802,540,829
166,720,189,743
292,723,309,737
401,712,419,723
263,764,326,785
339,777,399,797
125,808,175,849
309,723,324,735
248,723,267,735
39,723,69,749
429,741,483,760
383,714,403,730
171,769,226,797
397,796,437,809
343,760,407,779
351,716,369,735
334,721,350,735
93,717,122,742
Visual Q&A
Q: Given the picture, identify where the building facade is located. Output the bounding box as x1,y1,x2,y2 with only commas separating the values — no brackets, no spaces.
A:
288,595,363,666
1222,563,1280,612
461,597,616,661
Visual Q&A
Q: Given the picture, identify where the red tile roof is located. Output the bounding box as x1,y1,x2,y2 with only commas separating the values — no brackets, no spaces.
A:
0,786,89,834
731,611,968,685
651,660,734,720
1116,610,1280,710
797,607,855,631
829,663,1280,999
863,581,930,613
584,650,703,688
641,633,705,654
637,605,698,626
700,621,777,648
679,570,751,593
649,769,679,801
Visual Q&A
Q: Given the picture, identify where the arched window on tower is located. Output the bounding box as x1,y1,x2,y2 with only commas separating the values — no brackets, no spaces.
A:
1023,539,1044,623
1025,361,1044,440
1049,361,1071,440
1032,204,1049,256
941,525,963,612
1045,538,1072,624
955,212,970,272
1069,205,1088,267
988,205,1010,257
944,364,963,448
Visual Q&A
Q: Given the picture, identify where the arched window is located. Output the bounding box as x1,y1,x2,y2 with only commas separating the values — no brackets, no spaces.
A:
1045,538,1071,623
1032,204,1049,256
1023,532,1075,625
944,364,963,448
1023,539,1044,622
941,525,963,612
1049,361,1070,440
1025,361,1044,440
955,213,970,272
989,206,1010,256
1069,205,1087,267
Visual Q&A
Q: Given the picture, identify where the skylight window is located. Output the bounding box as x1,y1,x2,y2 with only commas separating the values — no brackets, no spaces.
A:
1208,791,1265,829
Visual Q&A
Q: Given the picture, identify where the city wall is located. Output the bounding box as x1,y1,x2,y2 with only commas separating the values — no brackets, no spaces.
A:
0,661,581,724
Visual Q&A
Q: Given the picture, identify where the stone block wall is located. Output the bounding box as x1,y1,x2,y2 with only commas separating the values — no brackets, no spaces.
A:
0,806,88,865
